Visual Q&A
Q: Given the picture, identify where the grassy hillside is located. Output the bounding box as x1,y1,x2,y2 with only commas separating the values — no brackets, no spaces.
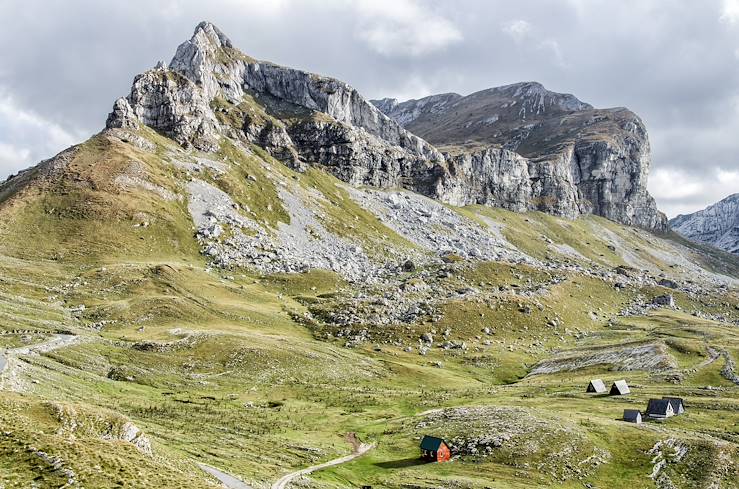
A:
0,127,737,489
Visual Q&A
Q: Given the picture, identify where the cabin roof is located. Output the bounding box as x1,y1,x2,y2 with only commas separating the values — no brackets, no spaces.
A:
610,380,630,394
588,379,606,392
663,397,684,409
623,409,641,419
420,435,446,451
647,399,672,415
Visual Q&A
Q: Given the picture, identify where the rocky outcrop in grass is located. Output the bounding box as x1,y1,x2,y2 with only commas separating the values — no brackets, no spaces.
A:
415,406,609,482
529,340,677,375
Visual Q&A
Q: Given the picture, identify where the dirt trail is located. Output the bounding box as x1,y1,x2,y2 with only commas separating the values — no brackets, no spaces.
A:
680,346,720,378
195,434,373,489
272,436,375,489
197,463,253,489
0,333,81,379
696,347,721,369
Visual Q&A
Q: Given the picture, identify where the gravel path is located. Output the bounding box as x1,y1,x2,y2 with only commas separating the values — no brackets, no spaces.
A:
0,333,81,390
197,463,253,489
271,443,375,489
0,334,79,374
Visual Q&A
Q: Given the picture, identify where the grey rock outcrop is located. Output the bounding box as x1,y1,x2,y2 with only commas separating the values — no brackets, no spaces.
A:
437,146,581,217
107,22,666,231
670,194,739,254
108,66,221,151
107,21,442,188
372,93,463,127
373,83,667,231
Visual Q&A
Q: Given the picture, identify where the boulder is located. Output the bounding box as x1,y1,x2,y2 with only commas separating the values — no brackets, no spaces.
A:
652,294,675,307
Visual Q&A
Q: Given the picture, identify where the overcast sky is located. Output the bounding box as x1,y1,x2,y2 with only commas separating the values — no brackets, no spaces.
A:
2,0,739,217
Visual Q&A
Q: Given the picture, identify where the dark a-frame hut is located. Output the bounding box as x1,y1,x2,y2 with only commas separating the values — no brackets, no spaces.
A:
647,399,674,418
662,397,685,414
623,409,642,424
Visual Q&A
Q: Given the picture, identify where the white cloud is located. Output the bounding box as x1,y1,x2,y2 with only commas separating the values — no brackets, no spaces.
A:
538,39,566,67
649,167,739,217
219,0,289,17
502,19,532,43
501,20,565,67
0,142,31,171
650,168,706,201
716,168,739,193
0,92,82,177
354,0,462,57
720,0,739,23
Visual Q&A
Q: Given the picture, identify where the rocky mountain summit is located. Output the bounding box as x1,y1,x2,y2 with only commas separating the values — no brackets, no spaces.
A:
373,83,667,230
670,194,739,254
106,22,665,231
107,21,442,192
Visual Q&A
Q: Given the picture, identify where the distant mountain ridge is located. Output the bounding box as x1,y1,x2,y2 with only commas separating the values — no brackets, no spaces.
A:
372,83,666,230
670,194,739,254
372,82,593,148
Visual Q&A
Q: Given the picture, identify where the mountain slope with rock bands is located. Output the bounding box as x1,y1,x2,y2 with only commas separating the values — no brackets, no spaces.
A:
670,193,739,254
100,21,665,231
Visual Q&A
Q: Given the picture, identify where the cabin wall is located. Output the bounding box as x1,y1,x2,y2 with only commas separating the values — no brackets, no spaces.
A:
437,444,451,462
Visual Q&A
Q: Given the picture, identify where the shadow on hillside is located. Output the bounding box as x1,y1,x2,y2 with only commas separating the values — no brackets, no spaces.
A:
374,458,431,469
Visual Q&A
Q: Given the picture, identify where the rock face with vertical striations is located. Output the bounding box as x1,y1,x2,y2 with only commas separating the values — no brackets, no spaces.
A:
670,194,739,254
107,21,666,231
372,83,667,230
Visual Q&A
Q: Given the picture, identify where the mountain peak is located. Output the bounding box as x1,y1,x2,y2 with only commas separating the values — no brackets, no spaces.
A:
192,21,233,48
373,83,666,230
167,22,244,100
475,81,593,112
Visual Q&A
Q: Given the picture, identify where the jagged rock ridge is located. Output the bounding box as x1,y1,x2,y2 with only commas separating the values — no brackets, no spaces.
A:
670,194,739,254
107,22,442,193
107,21,666,231
372,83,667,230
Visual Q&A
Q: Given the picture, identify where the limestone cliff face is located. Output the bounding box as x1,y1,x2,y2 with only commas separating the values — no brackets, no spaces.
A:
107,22,666,231
670,194,739,254
373,84,667,231
435,147,581,218
568,113,665,231
107,68,221,152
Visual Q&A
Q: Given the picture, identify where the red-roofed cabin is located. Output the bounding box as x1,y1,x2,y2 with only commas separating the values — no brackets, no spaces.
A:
420,435,451,462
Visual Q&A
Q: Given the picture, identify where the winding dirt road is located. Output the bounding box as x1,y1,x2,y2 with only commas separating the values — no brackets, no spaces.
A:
196,441,374,489
271,442,375,489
